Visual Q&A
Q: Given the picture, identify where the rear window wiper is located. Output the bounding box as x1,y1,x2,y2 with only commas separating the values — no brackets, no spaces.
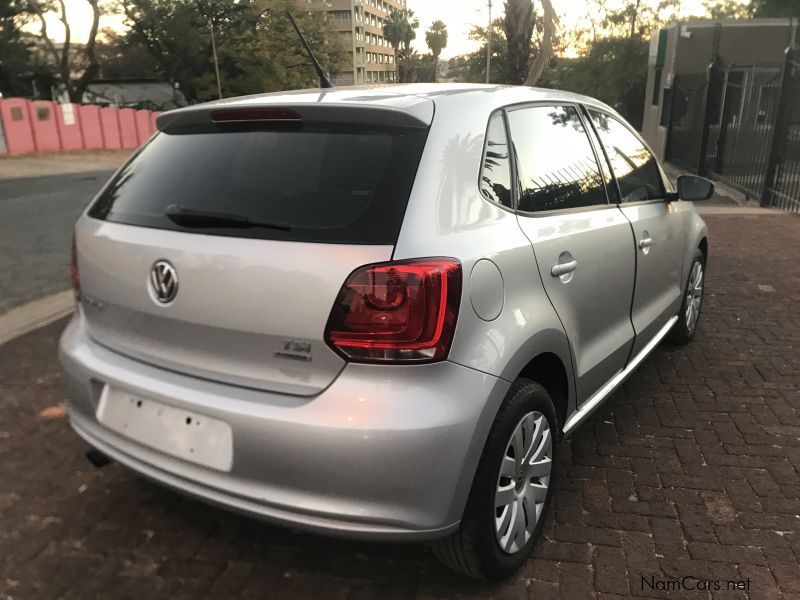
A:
165,204,291,231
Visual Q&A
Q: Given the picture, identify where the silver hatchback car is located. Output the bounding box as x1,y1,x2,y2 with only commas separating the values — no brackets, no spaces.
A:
60,84,712,580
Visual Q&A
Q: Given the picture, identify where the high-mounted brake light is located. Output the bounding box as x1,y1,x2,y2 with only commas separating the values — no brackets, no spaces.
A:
325,258,462,364
70,232,80,299
211,108,301,123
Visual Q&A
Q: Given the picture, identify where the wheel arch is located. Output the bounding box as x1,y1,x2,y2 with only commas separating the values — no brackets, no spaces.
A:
699,236,708,259
516,352,570,435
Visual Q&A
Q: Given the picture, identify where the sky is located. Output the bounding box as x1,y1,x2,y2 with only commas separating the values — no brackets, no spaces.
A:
50,0,728,59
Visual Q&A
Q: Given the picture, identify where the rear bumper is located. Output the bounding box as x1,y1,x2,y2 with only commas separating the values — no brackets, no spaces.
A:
59,314,509,541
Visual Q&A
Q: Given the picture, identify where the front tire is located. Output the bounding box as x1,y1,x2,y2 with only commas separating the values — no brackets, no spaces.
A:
667,248,706,345
431,379,558,581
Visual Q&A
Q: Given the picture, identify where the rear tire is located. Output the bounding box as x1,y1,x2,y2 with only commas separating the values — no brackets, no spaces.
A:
431,378,558,581
667,248,706,345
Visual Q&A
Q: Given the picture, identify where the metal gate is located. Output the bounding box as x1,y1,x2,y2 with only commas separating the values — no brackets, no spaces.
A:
664,48,800,214
764,51,800,213
703,64,782,198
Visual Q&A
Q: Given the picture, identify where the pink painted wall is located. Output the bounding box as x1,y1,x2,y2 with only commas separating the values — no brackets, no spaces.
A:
118,108,139,148
55,104,84,151
100,107,122,149
79,105,104,149
0,99,36,155
0,98,162,156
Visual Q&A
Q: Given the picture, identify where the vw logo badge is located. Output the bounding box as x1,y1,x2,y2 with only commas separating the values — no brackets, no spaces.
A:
150,260,178,304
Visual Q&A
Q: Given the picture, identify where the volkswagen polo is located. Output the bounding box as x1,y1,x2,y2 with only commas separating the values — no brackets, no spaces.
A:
60,84,712,580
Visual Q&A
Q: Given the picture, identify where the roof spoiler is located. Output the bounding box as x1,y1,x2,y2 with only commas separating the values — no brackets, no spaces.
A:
156,102,433,132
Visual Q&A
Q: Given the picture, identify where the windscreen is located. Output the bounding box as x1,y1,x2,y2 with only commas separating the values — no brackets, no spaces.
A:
88,123,428,244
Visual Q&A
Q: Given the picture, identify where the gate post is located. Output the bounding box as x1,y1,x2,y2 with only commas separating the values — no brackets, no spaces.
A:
761,47,794,206
697,62,716,176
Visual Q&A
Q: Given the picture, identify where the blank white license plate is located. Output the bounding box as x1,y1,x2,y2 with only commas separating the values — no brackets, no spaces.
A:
96,387,233,472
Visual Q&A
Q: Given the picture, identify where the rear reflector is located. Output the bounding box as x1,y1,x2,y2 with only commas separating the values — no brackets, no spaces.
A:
325,258,462,364
211,108,301,123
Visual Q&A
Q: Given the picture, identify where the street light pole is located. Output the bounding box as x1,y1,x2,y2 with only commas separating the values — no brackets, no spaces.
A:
485,0,492,84
209,16,223,99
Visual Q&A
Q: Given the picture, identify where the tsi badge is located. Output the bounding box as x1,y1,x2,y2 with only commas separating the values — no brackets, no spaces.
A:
275,340,313,362
150,260,179,304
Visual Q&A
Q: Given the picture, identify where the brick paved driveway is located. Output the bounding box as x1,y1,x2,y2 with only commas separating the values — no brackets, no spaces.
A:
1,212,799,599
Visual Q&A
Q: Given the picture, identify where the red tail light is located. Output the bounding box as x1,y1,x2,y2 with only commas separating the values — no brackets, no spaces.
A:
325,258,462,364
70,233,80,299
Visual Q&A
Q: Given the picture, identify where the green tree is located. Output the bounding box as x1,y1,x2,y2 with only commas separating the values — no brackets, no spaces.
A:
525,0,558,85
118,0,343,103
25,0,102,102
504,0,536,85
424,19,447,81
457,18,508,84
538,36,649,127
0,0,54,97
383,8,418,83
703,0,753,18
751,0,800,17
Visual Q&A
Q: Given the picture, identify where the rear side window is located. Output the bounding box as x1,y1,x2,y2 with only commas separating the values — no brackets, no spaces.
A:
480,112,513,208
507,105,608,213
89,124,428,244
587,110,665,202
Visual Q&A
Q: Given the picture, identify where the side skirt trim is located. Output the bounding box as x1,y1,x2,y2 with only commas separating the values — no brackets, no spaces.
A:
562,315,678,436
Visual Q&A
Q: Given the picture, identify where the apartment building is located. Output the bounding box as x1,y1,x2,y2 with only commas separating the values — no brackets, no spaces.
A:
299,0,407,85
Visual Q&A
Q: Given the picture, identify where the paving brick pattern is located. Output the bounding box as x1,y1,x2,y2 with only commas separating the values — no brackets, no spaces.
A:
1,213,799,599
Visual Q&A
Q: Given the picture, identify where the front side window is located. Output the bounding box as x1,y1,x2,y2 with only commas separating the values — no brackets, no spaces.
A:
479,112,513,208
507,105,608,213
588,110,665,202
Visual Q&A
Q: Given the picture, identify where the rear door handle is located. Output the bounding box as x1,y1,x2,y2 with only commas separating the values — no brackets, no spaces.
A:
639,237,653,249
551,260,577,277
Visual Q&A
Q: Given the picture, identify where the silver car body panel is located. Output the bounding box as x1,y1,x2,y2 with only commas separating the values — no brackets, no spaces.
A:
515,207,636,403
76,218,392,396
620,201,687,358
60,83,709,539
61,314,510,539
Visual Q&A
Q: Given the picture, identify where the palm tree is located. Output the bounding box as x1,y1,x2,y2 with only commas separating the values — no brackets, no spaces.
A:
383,9,419,83
525,0,559,86
425,20,448,82
503,0,536,85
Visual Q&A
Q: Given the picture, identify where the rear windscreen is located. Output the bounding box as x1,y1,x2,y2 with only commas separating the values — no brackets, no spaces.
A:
88,124,428,244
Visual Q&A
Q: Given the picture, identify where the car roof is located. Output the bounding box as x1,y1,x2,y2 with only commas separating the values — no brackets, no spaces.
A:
156,84,618,132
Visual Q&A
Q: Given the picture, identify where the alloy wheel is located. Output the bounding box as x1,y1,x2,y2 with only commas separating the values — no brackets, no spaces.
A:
494,411,552,554
685,261,704,332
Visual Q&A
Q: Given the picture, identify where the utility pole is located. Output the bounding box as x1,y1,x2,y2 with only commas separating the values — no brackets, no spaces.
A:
485,0,492,83
209,16,223,99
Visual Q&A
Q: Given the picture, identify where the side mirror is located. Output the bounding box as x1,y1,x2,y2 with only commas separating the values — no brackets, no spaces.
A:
675,175,714,201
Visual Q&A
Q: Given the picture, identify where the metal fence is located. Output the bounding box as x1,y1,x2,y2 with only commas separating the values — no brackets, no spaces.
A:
665,48,800,214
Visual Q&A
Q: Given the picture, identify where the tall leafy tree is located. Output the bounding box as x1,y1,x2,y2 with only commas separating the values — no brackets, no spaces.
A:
383,8,418,83
25,0,102,102
751,0,800,17
454,18,508,84
703,0,752,18
503,0,535,85
425,19,447,82
0,0,53,97
118,0,343,102
525,0,558,85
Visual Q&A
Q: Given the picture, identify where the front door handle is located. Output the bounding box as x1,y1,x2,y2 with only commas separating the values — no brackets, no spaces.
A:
639,237,653,249
551,260,577,277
